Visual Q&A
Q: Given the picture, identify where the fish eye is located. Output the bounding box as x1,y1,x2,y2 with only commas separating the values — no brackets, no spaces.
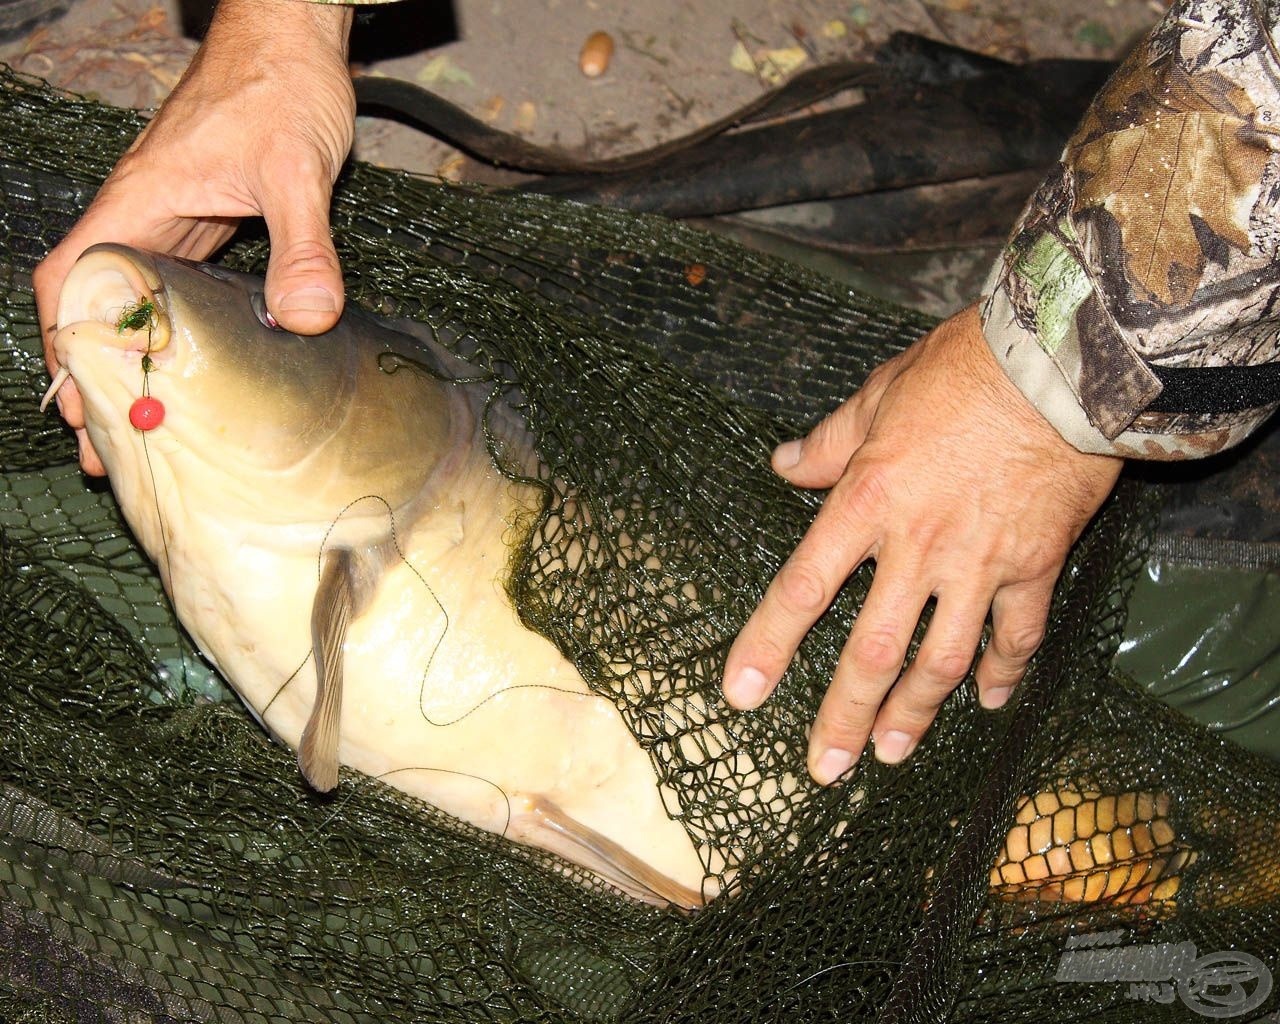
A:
250,292,282,330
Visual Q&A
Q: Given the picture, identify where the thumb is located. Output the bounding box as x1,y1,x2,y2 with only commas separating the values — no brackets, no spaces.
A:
774,350,907,487
262,179,345,335
772,391,876,488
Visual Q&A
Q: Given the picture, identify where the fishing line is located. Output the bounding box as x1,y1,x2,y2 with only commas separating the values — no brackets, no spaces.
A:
769,959,905,999
261,653,310,717
380,765,515,841
266,494,423,718
314,493,454,725
297,763,514,849
377,349,495,386
383,346,544,490
417,682,614,728
375,350,570,730
135,311,191,700
416,375,582,729
398,533,609,728
133,325,610,864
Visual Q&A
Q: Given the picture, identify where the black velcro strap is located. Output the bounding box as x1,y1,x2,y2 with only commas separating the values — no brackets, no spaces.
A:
1146,360,1280,415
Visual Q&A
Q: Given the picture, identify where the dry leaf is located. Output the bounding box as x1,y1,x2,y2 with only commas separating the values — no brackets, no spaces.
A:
729,41,807,84
436,155,466,181
729,41,756,75
758,46,807,84
414,55,474,88
514,101,537,134
1069,55,1271,305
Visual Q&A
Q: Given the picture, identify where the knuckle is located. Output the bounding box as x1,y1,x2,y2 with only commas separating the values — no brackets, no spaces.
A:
112,148,146,178
806,403,858,455
742,632,793,677
817,696,878,740
274,240,339,275
1015,537,1068,580
917,646,974,685
773,559,829,616
860,355,901,397
847,629,905,676
841,460,895,518
995,622,1045,662
891,700,943,733
806,412,840,451
265,146,332,183
32,249,68,297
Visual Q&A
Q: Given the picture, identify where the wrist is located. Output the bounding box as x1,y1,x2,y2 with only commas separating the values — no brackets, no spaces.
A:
206,0,353,60
951,304,1122,471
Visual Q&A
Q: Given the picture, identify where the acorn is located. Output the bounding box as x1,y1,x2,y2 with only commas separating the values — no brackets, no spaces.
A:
579,31,615,78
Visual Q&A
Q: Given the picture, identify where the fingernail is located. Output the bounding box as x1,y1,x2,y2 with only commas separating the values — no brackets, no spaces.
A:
812,748,854,786
277,287,336,314
725,666,770,709
874,730,916,764
981,686,1013,710
773,439,802,471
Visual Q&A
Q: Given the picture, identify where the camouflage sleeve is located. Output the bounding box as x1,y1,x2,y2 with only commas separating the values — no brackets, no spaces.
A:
980,0,1280,459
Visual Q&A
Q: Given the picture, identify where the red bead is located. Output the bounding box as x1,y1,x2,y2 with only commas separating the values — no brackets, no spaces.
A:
128,396,165,431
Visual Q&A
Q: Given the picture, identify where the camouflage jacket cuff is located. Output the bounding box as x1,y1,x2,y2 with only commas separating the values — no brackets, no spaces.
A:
978,0,1280,462
980,264,1274,459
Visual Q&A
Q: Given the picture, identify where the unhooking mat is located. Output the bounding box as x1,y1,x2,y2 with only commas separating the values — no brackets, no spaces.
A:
0,65,1278,1024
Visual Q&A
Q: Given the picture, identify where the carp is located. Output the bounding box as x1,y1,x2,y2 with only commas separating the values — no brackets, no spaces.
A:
49,243,710,908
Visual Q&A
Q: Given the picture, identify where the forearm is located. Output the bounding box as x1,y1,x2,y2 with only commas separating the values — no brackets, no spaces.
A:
198,0,353,68
139,0,356,189
980,0,1280,460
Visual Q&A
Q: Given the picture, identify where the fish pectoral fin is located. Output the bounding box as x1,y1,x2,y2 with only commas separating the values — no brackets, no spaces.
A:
515,795,705,911
298,547,357,793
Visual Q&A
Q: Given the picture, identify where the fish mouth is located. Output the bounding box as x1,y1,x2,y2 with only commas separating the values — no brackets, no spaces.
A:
44,244,173,411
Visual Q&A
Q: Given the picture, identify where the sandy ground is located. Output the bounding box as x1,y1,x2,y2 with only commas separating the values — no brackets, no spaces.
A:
0,0,1167,313
1,0,1164,167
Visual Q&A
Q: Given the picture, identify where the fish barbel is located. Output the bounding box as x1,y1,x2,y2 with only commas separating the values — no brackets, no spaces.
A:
51,244,711,908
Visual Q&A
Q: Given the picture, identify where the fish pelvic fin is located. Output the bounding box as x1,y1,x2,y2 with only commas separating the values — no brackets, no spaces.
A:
298,547,358,793
515,795,706,911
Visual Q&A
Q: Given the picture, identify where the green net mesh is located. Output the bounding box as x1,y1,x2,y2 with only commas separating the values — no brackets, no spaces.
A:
0,65,1277,1024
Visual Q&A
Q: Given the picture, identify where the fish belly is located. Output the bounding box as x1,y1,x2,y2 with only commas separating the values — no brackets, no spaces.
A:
169,462,708,906
334,472,710,906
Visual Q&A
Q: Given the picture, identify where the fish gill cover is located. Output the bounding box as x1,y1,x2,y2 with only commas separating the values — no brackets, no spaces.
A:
0,63,1277,1024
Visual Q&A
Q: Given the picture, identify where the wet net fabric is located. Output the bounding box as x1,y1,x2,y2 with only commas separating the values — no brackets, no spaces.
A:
0,64,1277,1024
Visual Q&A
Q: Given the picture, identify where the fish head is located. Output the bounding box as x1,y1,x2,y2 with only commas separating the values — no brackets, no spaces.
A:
53,244,466,550
53,243,361,476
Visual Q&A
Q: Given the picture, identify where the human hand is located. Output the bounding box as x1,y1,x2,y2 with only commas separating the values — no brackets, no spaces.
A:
722,305,1123,785
34,0,355,475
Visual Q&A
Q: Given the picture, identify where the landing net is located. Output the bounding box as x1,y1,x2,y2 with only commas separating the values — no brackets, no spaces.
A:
0,66,1276,1024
